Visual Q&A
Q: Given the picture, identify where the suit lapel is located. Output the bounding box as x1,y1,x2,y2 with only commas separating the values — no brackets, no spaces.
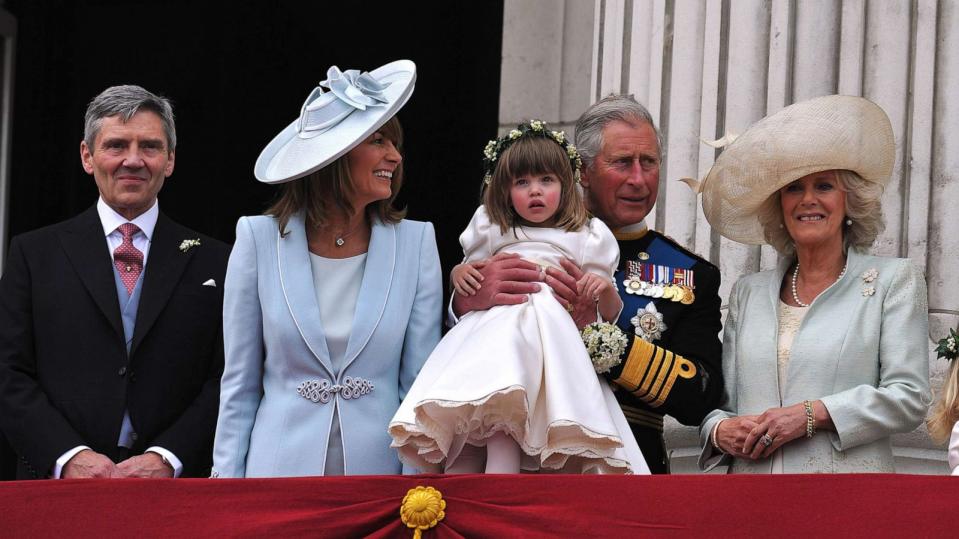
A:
130,212,192,356
278,212,334,375
342,220,395,371
57,206,124,341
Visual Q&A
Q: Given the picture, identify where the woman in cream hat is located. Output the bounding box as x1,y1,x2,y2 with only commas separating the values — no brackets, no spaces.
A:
697,95,931,473
212,60,442,477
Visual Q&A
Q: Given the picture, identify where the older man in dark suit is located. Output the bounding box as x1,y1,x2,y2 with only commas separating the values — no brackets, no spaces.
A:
0,85,229,479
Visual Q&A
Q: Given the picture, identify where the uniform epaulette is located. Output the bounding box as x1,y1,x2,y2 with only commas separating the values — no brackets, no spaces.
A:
650,230,718,271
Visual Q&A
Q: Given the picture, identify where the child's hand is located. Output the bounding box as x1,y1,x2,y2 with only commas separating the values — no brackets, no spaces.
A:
577,272,611,301
452,262,486,296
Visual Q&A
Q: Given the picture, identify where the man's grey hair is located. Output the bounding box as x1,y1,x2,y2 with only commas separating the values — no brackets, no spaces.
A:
574,94,663,170
83,85,176,151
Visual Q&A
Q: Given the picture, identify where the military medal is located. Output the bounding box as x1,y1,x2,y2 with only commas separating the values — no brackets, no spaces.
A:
623,276,645,295
631,302,667,341
649,284,664,298
625,258,696,302
661,285,675,300
668,284,684,302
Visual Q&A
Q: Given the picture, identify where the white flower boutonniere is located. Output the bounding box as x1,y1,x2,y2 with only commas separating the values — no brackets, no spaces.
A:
936,329,958,362
179,238,201,253
581,322,628,374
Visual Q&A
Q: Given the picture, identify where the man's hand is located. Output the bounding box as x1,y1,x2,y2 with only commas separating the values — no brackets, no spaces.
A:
451,253,541,317
62,449,117,478
115,452,174,478
544,258,597,329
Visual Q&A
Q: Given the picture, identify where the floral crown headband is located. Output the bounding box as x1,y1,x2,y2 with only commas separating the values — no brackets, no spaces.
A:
482,119,583,185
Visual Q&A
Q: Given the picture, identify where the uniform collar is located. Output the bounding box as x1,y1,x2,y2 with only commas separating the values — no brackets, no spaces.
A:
612,220,649,241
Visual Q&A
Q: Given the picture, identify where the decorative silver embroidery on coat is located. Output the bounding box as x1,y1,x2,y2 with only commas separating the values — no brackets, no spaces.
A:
297,377,375,404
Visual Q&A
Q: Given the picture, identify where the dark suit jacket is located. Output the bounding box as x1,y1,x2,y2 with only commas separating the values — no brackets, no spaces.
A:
0,206,229,479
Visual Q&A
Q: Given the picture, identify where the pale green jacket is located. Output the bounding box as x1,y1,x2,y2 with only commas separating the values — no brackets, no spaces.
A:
699,248,931,473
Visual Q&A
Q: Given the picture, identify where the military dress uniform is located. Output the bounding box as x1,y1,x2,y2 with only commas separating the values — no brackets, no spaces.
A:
604,226,723,473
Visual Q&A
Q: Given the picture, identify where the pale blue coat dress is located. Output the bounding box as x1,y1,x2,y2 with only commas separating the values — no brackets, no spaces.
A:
212,212,442,477
699,248,931,473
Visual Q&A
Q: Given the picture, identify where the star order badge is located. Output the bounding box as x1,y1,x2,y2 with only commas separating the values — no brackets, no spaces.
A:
631,302,667,342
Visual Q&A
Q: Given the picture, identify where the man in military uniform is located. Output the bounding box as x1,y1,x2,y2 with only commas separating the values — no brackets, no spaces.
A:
453,95,723,473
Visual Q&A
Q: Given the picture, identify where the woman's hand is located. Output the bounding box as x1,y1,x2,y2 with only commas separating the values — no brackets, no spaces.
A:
714,415,761,458
742,403,809,459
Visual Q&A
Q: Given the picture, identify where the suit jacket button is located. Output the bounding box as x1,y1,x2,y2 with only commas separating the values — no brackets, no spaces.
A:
130,372,136,383
118,366,127,377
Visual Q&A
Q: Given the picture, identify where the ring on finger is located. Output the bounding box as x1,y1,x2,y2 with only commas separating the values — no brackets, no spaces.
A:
565,302,574,313
760,434,774,447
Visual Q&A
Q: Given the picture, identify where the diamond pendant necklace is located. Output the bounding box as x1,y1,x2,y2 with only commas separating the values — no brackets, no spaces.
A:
332,220,364,247
791,260,847,307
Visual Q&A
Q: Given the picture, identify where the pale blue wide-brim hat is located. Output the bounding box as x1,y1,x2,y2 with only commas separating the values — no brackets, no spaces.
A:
254,59,416,184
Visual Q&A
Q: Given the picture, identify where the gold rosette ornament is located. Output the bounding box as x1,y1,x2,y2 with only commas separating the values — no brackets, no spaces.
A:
400,486,446,538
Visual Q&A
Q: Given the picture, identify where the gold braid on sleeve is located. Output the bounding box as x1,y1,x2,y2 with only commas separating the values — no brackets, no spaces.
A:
613,337,697,408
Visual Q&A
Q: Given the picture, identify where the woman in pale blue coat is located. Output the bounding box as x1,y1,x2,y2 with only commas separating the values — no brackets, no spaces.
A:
212,61,441,477
694,95,931,473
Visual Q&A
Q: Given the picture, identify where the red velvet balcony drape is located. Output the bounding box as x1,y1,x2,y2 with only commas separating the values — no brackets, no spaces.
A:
2,474,957,537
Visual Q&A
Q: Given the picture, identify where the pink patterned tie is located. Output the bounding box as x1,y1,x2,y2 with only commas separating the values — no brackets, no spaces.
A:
114,223,143,294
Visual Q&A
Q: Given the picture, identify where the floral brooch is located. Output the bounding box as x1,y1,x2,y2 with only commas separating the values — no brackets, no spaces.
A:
861,268,878,297
179,238,201,253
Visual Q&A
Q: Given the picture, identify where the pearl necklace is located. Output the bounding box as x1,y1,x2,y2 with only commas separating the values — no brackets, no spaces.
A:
791,261,847,308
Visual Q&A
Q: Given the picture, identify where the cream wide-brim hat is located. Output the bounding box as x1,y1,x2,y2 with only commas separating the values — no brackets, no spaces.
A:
699,94,895,245
254,60,416,184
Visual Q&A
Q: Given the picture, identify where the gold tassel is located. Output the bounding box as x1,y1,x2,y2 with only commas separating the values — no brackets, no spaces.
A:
401,486,446,538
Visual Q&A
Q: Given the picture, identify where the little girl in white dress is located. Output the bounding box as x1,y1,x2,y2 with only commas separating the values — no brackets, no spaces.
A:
389,121,647,474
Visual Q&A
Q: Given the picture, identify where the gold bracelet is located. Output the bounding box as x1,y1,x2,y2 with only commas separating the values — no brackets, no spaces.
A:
803,400,816,438
711,418,728,453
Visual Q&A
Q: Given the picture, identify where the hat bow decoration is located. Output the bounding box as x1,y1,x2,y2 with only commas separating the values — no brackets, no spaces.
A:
679,131,739,194
297,66,392,136
254,59,415,184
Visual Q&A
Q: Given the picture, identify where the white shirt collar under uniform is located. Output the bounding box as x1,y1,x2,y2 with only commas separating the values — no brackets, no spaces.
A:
615,220,648,235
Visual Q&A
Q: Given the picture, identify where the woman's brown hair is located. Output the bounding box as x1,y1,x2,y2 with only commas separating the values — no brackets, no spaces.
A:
266,116,407,235
482,135,587,234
